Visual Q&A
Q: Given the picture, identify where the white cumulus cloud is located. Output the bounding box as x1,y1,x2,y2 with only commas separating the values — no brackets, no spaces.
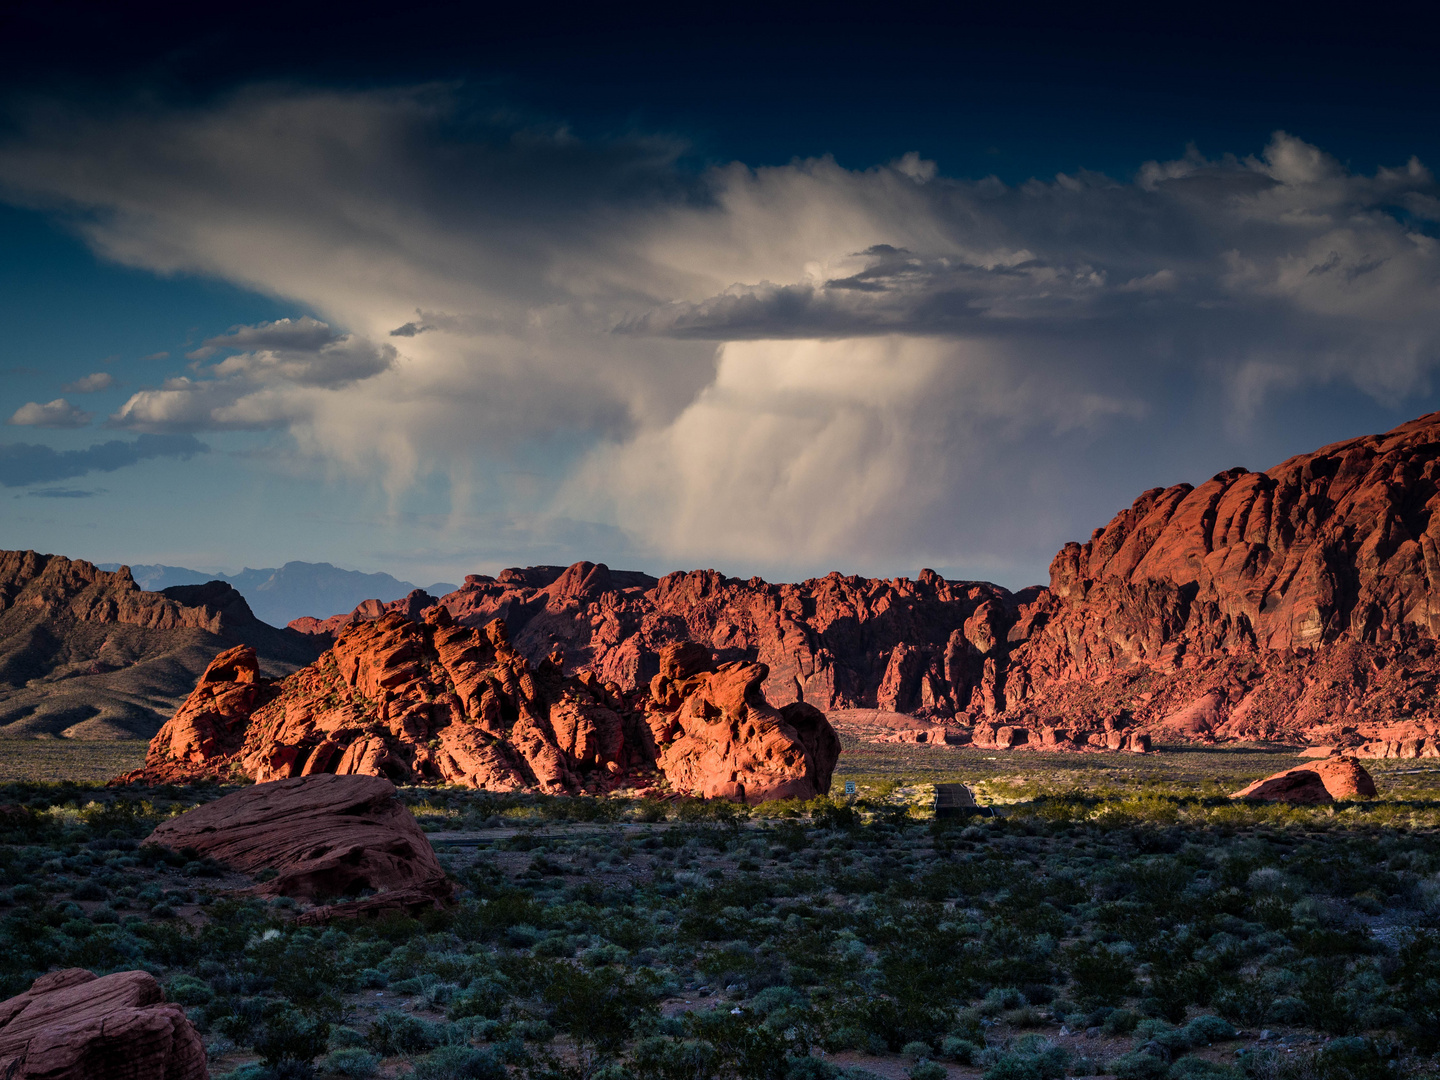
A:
8,399,92,428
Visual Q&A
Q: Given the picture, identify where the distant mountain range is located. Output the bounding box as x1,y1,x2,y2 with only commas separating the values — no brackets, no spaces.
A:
95,561,456,628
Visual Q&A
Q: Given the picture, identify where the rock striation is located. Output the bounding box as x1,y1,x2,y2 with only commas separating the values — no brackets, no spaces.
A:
0,968,207,1079
147,774,451,920
0,550,322,738
124,608,839,803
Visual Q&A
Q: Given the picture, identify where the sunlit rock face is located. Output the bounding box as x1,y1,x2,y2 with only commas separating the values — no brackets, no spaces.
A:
124,609,839,804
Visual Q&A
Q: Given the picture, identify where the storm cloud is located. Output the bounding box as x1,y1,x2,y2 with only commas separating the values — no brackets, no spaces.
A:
0,86,1436,579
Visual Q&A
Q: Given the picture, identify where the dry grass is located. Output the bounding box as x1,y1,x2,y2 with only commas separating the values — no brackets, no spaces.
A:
0,738,148,784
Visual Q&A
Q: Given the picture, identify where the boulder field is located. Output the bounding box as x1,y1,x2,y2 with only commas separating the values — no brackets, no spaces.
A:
283,412,1440,754
121,607,840,802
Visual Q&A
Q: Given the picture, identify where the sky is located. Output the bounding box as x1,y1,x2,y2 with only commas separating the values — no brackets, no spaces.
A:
1,2,1437,591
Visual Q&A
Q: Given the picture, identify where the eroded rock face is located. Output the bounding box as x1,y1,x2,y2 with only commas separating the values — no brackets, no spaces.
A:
645,644,841,803
295,560,1021,719
0,968,207,1079
995,413,1440,749
1231,757,1378,803
147,774,451,921
124,611,839,802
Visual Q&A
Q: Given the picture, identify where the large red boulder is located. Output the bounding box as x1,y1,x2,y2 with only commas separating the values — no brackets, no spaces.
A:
646,643,841,803
1231,756,1378,804
147,774,452,921
0,968,206,1079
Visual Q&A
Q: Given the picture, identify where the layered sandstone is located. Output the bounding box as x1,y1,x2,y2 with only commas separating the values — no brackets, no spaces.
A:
294,561,1022,720
147,774,451,920
123,607,839,802
0,968,207,1079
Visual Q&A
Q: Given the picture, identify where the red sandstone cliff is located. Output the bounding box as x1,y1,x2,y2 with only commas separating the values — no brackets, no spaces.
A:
997,412,1440,752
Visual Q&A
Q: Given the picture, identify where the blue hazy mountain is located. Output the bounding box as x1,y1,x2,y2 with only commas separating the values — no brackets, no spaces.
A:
97,561,457,628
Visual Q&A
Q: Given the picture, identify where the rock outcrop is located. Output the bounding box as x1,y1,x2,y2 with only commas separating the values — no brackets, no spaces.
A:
643,643,840,801
147,774,451,920
288,588,439,638
0,550,322,738
1231,756,1378,803
293,561,1022,721
122,608,839,803
0,968,207,1079
993,413,1440,748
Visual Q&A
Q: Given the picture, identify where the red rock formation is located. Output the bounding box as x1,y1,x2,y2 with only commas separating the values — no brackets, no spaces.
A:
644,643,841,802
287,588,438,638
123,609,840,803
0,968,207,1079
1231,756,1377,803
997,412,1440,748
171,411,1440,754
148,774,451,920
424,562,1020,717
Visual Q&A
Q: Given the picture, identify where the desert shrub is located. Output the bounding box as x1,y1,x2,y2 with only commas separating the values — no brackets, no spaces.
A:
1169,1057,1241,1080
907,1062,946,1080
253,1008,330,1069
408,1045,506,1080
784,1059,839,1080
318,1048,380,1078
1183,1015,1237,1044
941,1036,983,1063
1063,943,1136,1007
365,1012,435,1056
166,973,214,1006
1102,1008,1140,1036
542,963,659,1057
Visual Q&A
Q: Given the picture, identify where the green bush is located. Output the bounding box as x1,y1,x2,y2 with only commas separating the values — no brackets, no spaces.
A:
408,1045,506,1080
319,1048,380,1078
252,1009,330,1069
1169,1057,1241,1080
1103,1009,1140,1036
365,1012,434,1056
907,1062,946,1080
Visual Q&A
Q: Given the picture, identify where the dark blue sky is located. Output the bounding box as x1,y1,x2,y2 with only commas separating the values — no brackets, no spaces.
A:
1,0,1437,590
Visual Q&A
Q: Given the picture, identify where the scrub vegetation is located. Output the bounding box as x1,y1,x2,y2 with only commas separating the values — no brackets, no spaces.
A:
0,748,1438,1079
